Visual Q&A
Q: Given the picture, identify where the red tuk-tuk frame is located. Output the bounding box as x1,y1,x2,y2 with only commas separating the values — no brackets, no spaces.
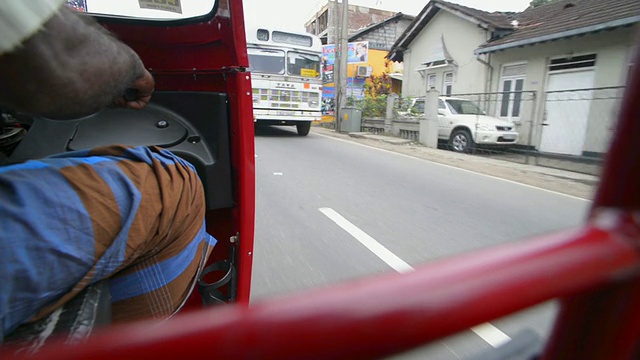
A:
7,0,640,358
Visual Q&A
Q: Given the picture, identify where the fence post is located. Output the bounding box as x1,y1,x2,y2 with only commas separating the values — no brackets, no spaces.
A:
420,90,439,148
525,91,537,165
385,94,397,135
528,91,542,166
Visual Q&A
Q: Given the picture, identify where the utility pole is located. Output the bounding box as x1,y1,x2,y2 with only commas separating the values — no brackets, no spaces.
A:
333,0,342,131
338,0,349,132
333,0,342,132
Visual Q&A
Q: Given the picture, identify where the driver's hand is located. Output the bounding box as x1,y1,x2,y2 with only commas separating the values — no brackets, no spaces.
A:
114,69,155,110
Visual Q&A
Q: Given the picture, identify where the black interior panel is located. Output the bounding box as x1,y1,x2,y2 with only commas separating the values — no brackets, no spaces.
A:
68,108,188,150
9,91,233,210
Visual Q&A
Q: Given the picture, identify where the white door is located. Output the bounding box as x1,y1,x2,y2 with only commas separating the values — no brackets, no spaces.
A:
539,70,595,155
437,99,451,138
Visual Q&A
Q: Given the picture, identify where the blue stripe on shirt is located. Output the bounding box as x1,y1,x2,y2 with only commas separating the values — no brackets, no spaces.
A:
109,224,217,302
123,146,198,170
0,146,209,336
0,167,96,335
0,160,50,174
86,160,141,281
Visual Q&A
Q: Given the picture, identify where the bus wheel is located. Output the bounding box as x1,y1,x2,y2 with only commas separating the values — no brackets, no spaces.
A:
296,122,311,136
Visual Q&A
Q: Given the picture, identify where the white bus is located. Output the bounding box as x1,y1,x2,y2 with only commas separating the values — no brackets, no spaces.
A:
246,27,323,136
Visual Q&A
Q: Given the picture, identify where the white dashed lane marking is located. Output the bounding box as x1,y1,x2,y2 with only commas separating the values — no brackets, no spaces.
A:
319,207,512,348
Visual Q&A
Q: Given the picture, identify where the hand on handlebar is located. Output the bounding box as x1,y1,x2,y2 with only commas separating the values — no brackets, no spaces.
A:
114,69,155,110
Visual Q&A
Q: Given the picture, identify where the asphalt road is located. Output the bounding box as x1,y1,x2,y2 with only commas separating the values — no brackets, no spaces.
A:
250,125,592,359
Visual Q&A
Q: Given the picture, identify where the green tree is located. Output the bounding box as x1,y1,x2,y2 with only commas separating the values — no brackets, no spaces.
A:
364,73,391,98
361,63,392,118
529,0,557,7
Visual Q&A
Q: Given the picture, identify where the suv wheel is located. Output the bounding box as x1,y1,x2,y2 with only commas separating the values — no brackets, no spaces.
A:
449,129,475,153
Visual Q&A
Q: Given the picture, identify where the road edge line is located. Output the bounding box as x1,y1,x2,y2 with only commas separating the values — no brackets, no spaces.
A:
313,131,591,203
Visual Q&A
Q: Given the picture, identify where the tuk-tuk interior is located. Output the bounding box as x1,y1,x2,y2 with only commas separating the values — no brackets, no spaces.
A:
2,0,640,358
1,0,254,346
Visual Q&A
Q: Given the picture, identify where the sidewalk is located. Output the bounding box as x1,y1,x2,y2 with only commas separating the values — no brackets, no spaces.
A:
312,127,598,200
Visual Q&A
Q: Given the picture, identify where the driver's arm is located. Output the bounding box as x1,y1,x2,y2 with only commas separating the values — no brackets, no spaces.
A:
0,0,154,120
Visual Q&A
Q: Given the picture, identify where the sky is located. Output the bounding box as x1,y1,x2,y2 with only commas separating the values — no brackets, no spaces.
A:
242,0,532,32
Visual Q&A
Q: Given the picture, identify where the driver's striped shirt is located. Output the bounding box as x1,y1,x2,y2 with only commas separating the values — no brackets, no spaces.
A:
0,145,216,340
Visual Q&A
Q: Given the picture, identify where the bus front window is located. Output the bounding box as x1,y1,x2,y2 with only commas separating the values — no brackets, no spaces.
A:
287,52,321,78
248,48,285,75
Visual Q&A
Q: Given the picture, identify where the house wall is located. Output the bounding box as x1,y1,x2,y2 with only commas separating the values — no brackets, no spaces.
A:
346,49,390,77
489,26,638,154
402,10,491,98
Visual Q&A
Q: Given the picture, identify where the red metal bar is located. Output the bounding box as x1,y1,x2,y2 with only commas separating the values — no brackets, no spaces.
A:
224,0,254,304
226,70,256,304
185,70,256,308
227,0,249,68
592,48,640,210
4,3,638,358
543,277,640,360
11,218,640,360
543,46,640,360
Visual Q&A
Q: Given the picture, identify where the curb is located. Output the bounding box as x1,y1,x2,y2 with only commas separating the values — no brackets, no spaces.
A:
348,132,414,145
311,126,597,200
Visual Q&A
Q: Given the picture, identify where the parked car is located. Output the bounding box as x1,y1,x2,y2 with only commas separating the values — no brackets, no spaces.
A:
403,97,519,153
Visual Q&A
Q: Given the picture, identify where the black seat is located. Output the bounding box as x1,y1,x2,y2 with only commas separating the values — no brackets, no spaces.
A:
3,281,111,355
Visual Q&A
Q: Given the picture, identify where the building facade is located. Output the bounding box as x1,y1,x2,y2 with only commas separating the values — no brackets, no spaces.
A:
388,0,640,157
305,1,397,44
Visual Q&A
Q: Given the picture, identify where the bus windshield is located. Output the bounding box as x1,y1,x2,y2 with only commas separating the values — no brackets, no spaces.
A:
248,47,285,75
287,52,321,78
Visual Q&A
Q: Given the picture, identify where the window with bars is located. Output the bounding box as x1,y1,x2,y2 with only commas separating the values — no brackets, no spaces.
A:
442,72,453,96
549,54,596,72
499,64,526,119
427,74,436,91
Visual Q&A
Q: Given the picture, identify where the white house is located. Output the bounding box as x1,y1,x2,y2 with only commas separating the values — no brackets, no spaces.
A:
388,0,640,157
476,0,639,157
387,0,513,97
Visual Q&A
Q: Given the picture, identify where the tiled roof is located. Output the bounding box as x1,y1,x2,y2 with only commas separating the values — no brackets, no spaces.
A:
348,13,415,41
478,0,640,52
435,0,513,29
387,0,513,61
388,0,640,61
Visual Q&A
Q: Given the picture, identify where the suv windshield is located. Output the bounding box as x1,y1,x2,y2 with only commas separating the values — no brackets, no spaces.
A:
446,99,486,115
287,52,321,78
248,48,286,75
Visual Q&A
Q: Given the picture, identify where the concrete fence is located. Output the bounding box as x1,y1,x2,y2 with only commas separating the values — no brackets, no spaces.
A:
353,87,625,175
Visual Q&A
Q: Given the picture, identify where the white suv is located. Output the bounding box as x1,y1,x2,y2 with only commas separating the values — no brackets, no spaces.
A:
409,97,519,153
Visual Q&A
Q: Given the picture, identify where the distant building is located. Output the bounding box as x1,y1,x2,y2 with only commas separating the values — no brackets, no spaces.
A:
318,11,414,122
305,1,397,45
348,13,414,95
